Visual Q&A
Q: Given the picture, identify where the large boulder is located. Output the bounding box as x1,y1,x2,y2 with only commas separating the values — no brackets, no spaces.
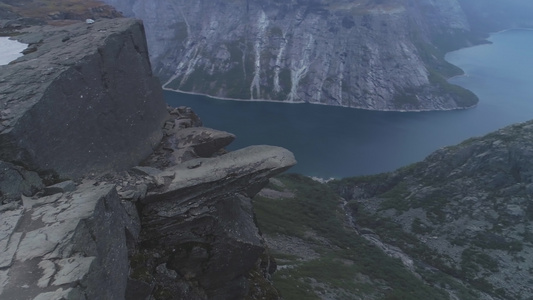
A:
0,18,169,178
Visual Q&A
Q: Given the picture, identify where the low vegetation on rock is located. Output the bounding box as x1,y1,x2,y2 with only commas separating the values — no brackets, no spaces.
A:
257,120,533,299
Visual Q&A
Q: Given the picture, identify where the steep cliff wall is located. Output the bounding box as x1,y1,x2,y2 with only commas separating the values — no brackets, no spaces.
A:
103,0,478,111
0,19,169,178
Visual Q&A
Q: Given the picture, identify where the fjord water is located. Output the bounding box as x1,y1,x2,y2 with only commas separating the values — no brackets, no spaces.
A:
166,29,533,179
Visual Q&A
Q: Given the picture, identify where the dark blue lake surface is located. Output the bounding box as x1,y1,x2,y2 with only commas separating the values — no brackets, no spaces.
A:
165,29,533,179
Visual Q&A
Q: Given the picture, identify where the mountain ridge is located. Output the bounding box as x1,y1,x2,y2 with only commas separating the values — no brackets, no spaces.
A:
253,120,533,299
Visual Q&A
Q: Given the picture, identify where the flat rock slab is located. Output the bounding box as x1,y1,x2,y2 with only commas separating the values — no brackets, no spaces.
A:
143,145,296,207
0,183,137,299
141,145,296,242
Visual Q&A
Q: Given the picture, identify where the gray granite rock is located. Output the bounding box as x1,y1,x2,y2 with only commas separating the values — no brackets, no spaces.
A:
150,125,236,167
0,161,43,202
131,166,165,177
0,18,169,178
0,12,295,300
0,183,139,300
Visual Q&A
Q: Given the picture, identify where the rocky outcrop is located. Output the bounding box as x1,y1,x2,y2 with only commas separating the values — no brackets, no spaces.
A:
132,145,295,299
0,15,296,300
0,161,43,202
103,0,478,111
0,18,169,179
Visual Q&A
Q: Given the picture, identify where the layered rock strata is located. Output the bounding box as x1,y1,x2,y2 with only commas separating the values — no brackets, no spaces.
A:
0,17,296,300
0,107,295,299
132,145,295,299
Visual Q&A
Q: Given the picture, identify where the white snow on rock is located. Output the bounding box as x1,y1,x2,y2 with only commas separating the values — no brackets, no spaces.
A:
0,37,27,65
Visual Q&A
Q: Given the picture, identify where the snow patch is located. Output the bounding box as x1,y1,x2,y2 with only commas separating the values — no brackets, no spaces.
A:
0,37,27,66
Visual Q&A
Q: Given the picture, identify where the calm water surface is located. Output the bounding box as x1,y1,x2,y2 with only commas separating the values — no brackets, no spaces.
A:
165,29,533,178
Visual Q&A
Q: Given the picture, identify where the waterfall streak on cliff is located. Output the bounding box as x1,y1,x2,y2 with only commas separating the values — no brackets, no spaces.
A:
273,31,288,93
336,62,345,104
163,43,200,88
250,11,269,99
287,34,314,102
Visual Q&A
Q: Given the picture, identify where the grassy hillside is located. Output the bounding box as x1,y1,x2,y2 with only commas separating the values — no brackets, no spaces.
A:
253,174,454,299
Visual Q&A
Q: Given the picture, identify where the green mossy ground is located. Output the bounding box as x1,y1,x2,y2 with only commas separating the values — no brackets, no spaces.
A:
253,174,452,300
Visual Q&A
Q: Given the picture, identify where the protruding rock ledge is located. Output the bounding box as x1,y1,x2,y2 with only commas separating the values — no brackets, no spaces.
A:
145,145,296,201
141,144,296,242
0,14,297,300
131,145,296,299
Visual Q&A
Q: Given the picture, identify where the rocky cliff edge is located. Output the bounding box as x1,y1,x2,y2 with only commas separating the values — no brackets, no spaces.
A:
0,18,168,179
0,18,296,299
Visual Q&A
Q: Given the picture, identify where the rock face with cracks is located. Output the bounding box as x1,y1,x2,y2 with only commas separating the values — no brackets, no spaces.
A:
103,0,478,111
0,16,296,300
0,183,137,300
0,18,168,179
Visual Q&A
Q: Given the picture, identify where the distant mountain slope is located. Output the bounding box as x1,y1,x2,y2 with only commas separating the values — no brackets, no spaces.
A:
0,0,120,28
458,0,533,33
330,120,533,299
102,0,479,111
254,119,533,299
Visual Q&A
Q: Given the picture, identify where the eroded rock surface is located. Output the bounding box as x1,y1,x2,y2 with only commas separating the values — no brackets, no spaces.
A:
0,161,43,202
0,183,137,300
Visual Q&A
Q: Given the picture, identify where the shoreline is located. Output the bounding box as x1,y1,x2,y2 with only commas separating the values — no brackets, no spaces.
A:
162,28,532,114
491,27,533,35
163,87,477,113
445,27,533,81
